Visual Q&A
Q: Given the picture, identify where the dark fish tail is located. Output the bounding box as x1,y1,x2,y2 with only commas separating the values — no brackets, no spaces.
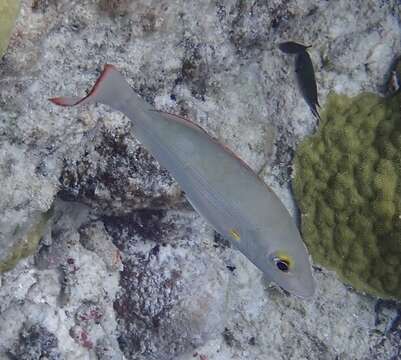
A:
310,105,321,123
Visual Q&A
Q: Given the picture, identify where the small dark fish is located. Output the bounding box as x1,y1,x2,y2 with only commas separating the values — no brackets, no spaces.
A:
295,51,321,121
278,41,311,54
386,57,401,96
279,42,321,121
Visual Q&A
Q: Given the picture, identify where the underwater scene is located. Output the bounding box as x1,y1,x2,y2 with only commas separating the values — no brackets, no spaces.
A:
0,1,400,359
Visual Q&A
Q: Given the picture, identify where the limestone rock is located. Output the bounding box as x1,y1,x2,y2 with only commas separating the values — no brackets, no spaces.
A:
0,0,401,359
0,0,20,57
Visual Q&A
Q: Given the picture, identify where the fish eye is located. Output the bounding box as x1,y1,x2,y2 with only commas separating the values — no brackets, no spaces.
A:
273,255,292,273
275,258,289,272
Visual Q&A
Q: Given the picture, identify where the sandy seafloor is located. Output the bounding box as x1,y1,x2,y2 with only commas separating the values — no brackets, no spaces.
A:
0,0,401,359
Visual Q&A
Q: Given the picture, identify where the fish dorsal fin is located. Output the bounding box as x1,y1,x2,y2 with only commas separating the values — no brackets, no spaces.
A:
150,110,210,135
153,110,256,174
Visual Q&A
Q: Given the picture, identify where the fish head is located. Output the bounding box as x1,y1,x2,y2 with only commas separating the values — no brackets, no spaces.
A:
247,224,316,299
278,41,311,54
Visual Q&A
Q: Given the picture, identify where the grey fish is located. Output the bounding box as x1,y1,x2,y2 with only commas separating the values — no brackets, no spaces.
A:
50,65,315,298
278,41,311,54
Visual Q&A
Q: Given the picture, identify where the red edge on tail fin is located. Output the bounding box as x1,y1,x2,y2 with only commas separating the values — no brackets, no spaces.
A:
49,97,75,106
49,64,118,107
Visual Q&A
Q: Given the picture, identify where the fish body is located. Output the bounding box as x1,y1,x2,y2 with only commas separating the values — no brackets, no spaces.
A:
295,51,321,121
51,65,315,298
279,42,321,121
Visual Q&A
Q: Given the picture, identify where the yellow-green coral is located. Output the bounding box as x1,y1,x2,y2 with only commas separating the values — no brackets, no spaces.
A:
0,208,53,273
0,0,21,57
293,92,401,300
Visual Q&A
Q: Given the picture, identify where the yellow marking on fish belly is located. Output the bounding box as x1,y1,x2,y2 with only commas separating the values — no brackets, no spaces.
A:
229,228,241,241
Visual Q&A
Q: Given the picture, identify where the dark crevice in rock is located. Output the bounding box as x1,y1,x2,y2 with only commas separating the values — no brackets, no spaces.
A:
58,126,181,214
8,324,61,360
272,123,296,186
102,209,169,251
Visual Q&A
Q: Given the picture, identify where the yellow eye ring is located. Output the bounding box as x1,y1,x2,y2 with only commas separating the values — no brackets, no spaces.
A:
273,253,293,272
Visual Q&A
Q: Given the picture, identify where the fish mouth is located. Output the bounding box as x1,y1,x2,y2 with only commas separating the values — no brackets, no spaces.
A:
281,270,316,299
291,279,316,299
266,264,316,299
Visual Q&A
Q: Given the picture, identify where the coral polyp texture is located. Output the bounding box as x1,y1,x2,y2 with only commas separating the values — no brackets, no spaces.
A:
293,92,401,300
0,0,20,57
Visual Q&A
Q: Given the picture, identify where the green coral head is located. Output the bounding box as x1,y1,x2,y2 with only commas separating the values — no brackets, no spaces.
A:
0,206,53,273
293,91,401,301
0,0,21,57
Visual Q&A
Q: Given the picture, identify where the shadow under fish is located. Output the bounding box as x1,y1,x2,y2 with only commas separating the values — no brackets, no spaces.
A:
279,42,321,122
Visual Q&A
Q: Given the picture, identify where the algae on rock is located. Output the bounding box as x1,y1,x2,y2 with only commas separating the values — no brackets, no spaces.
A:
0,208,53,273
0,0,21,57
293,92,401,300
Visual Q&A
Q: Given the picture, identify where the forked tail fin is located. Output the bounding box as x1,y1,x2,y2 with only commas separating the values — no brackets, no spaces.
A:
50,64,141,112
